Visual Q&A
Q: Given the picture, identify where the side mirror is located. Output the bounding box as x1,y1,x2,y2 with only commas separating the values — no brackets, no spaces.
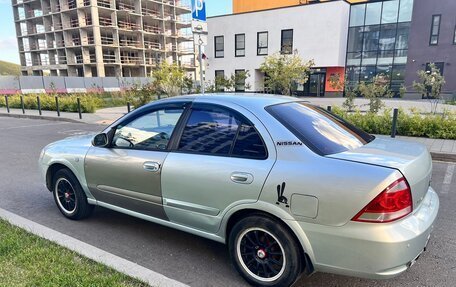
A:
92,133,109,147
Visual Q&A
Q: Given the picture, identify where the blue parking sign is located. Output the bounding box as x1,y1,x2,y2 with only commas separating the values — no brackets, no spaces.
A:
191,0,206,22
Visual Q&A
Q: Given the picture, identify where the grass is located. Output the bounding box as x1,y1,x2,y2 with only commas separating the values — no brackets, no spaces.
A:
0,219,148,287
0,60,21,76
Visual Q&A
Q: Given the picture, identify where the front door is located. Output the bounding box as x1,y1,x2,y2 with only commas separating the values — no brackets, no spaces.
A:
161,103,276,233
85,104,186,219
308,73,326,97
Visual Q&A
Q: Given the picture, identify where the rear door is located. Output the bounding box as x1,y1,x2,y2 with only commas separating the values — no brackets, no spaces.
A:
85,103,188,219
161,102,276,233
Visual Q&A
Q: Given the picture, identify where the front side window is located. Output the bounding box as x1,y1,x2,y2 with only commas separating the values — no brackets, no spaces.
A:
267,102,374,156
113,107,184,150
430,15,441,45
215,36,224,58
235,34,245,57
281,29,293,54
178,106,267,159
257,31,268,56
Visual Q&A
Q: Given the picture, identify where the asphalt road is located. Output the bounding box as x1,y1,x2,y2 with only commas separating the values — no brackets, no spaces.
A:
0,117,455,287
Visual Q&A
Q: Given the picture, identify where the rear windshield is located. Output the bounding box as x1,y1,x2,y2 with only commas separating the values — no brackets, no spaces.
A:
267,102,374,156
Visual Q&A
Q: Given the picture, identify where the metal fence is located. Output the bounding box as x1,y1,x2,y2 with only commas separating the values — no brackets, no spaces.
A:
0,76,153,95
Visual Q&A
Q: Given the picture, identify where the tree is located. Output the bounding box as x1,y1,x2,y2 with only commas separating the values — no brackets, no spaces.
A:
358,74,393,113
259,50,314,95
206,70,251,93
413,63,446,114
152,62,187,97
329,72,357,111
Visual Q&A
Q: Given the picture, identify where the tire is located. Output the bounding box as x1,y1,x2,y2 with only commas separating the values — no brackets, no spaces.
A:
229,215,303,287
52,168,93,220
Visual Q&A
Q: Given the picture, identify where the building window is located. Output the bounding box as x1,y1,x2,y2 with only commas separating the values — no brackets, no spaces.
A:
257,32,268,56
215,70,225,91
235,34,245,57
281,29,293,54
235,69,246,92
426,62,444,75
346,0,415,93
214,36,224,58
453,25,456,45
429,15,441,45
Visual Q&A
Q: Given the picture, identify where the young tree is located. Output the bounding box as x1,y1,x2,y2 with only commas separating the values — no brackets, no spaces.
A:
152,62,186,97
413,63,446,114
329,72,357,111
259,50,314,95
358,74,393,113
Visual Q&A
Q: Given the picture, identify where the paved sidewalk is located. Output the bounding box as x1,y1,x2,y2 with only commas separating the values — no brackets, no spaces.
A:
1,105,456,162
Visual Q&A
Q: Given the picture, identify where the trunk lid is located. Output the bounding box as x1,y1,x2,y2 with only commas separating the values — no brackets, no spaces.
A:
327,136,432,209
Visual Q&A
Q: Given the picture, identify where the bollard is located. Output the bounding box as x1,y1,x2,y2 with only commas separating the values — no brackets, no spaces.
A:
327,106,332,112
20,96,25,114
5,96,9,113
37,96,42,116
77,97,82,119
55,96,60,117
391,108,399,138
127,102,131,113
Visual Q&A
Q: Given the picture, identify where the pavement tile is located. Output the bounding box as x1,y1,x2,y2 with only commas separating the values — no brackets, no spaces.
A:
441,140,455,153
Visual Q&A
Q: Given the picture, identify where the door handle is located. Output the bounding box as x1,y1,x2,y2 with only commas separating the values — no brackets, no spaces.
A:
230,172,254,184
143,161,161,172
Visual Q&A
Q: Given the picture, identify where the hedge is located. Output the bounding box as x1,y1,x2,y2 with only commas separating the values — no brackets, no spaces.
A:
332,107,456,140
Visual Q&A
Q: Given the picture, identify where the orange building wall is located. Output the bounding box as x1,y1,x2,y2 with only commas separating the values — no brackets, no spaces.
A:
233,0,368,14
325,67,345,92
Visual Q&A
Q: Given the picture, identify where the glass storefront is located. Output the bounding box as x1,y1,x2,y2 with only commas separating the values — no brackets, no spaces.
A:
346,0,414,92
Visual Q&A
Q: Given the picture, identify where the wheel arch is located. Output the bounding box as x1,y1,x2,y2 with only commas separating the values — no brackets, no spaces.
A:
223,207,315,275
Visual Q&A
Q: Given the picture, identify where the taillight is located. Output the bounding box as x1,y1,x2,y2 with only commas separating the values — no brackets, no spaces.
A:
352,178,412,223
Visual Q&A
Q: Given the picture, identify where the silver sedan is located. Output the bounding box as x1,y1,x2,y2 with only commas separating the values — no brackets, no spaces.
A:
39,94,439,287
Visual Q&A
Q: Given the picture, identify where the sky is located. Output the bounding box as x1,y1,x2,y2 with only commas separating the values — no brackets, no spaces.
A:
0,0,232,64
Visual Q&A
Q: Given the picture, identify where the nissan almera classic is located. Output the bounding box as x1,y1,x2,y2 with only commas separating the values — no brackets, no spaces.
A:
39,94,439,287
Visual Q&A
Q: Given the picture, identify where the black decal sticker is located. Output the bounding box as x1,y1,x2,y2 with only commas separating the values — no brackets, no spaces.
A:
276,182,289,207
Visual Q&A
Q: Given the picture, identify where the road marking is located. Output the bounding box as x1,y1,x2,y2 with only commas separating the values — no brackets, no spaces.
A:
0,122,70,130
441,164,455,194
0,208,189,287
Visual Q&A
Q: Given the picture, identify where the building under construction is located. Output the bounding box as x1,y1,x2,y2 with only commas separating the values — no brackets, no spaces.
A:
12,0,195,77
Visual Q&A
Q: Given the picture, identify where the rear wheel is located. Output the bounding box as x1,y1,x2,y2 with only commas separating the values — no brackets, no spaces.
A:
229,216,303,287
53,169,93,220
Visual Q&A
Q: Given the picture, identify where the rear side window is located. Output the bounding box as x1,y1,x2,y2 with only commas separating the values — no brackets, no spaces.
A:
178,106,267,159
267,102,374,156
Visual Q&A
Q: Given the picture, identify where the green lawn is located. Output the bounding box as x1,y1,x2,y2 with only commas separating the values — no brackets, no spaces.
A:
0,219,148,287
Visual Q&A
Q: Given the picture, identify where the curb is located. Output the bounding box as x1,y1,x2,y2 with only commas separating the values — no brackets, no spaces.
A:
0,207,189,287
0,112,84,124
431,152,456,163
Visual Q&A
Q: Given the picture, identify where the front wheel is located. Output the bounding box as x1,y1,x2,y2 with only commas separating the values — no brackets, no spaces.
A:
53,169,93,220
229,216,303,287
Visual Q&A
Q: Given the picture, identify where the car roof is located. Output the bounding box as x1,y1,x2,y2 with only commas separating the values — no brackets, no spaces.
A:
155,93,301,110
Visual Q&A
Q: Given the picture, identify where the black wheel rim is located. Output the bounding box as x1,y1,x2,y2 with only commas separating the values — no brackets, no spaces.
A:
238,228,285,281
56,178,77,213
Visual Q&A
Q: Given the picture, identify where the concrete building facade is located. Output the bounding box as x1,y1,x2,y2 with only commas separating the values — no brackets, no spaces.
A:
206,0,350,96
12,0,196,78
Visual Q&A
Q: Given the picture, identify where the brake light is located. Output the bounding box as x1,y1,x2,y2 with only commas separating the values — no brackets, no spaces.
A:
352,178,412,223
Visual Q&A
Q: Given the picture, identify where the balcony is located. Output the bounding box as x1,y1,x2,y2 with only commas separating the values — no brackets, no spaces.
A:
99,16,113,26
143,24,161,34
144,41,161,50
103,54,117,63
120,56,142,65
101,36,114,45
119,39,141,48
118,20,140,31
97,0,111,9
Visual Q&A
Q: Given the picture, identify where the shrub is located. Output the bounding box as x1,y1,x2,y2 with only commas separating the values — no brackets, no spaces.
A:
0,94,103,113
332,106,456,140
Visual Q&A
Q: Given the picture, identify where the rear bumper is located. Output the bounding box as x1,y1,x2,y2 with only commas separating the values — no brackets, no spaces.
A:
299,187,439,279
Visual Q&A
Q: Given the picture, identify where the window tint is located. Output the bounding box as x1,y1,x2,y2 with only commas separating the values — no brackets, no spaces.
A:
365,2,382,26
113,108,184,150
281,29,293,54
381,0,399,24
267,102,374,156
235,34,245,57
179,108,240,155
215,36,224,58
257,32,268,55
179,107,267,159
350,4,366,27
232,124,267,159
